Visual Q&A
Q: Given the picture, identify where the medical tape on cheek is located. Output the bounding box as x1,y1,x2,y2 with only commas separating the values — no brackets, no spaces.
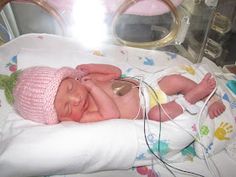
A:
175,95,200,114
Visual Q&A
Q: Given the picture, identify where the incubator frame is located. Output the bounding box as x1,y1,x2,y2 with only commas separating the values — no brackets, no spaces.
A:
111,0,180,48
0,0,66,34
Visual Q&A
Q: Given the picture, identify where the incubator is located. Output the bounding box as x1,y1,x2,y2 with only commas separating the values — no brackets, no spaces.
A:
1,1,236,177
1,0,235,65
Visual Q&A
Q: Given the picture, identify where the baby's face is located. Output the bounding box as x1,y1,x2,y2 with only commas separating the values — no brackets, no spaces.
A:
54,78,89,122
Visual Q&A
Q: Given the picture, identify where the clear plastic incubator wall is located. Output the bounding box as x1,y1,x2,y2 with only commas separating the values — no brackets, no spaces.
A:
1,0,235,66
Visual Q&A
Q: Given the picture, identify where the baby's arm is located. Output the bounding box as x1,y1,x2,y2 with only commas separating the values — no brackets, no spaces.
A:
81,79,120,122
76,64,121,81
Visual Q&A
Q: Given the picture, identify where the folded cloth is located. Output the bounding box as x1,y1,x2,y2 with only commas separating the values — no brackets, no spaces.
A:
0,113,138,177
0,112,198,177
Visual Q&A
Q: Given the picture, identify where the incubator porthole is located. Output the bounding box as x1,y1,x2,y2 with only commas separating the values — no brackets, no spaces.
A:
111,0,180,48
0,0,66,36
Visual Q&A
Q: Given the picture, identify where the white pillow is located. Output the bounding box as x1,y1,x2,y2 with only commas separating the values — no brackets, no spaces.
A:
0,113,138,177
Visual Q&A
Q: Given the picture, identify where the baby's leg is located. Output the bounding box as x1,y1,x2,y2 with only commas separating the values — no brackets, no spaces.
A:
149,73,216,121
148,100,184,122
158,74,197,95
184,73,216,104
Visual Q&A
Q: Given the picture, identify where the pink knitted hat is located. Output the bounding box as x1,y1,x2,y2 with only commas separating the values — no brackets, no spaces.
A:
13,66,84,124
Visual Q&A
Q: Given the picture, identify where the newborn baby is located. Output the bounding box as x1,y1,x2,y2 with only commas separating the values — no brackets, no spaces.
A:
13,64,225,124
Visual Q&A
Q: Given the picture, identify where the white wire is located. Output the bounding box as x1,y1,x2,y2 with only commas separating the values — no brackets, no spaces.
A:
127,69,224,177
158,72,221,177
142,87,206,177
178,65,223,177
157,86,222,177
130,75,204,177
142,85,178,177
128,75,146,120
196,86,222,177
134,73,223,177
129,74,205,147
174,67,223,177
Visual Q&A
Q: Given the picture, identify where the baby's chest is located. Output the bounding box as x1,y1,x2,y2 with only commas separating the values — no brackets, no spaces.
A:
96,80,140,104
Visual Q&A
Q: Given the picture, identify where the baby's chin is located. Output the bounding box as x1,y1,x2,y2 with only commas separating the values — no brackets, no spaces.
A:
78,116,98,123
58,114,83,123
78,117,90,123
69,114,83,123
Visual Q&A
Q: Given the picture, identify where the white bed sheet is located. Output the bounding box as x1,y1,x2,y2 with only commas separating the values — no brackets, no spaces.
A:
0,34,236,177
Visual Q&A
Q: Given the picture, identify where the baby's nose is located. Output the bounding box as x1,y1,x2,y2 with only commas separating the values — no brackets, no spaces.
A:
69,96,81,106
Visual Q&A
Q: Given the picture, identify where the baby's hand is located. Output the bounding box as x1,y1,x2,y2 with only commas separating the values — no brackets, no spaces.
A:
76,65,89,78
76,64,91,73
81,76,95,91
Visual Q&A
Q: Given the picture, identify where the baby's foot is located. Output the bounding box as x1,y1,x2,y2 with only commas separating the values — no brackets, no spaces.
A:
208,97,226,119
185,73,216,104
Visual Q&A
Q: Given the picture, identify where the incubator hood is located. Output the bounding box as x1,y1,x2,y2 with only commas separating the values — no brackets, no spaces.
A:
0,0,235,65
